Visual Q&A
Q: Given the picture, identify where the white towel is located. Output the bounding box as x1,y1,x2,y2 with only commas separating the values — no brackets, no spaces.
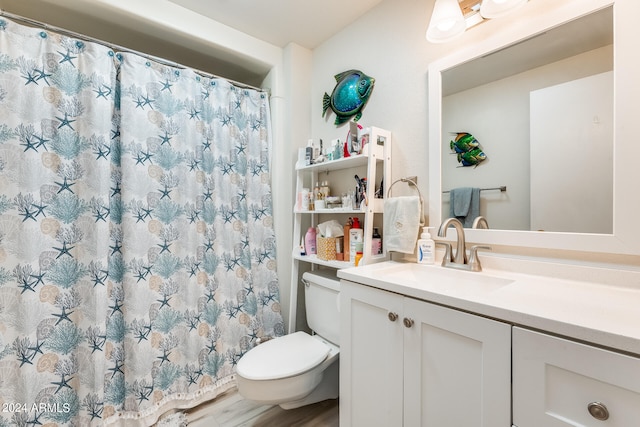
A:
383,196,421,254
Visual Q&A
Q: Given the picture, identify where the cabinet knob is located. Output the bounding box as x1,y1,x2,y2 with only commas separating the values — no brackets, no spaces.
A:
388,312,398,322
403,317,414,328
588,402,609,421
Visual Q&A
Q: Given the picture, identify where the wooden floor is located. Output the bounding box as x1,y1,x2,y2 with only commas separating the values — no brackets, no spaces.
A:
186,388,339,427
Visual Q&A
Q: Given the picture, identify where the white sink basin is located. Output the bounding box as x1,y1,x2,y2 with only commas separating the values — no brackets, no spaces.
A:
341,262,515,296
385,263,512,286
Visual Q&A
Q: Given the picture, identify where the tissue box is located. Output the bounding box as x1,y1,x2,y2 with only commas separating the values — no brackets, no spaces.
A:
316,236,337,261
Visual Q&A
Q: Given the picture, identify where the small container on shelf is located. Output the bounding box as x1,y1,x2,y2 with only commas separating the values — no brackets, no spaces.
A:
354,243,364,266
371,227,382,255
343,218,352,262
300,188,310,211
305,227,317,255
317,236,337,261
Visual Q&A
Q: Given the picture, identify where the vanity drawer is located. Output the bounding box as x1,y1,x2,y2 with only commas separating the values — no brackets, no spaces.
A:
513,327,640,427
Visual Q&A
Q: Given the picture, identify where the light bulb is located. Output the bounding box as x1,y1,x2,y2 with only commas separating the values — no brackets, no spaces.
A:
426,0,466,43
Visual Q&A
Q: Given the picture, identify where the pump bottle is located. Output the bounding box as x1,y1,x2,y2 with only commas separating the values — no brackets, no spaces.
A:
417,227,435,264
349,217,363,265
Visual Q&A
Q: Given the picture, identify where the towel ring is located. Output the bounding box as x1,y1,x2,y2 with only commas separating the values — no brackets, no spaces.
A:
387,177,425,226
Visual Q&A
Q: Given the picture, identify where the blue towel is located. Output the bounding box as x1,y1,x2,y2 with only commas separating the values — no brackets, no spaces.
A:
449,187,480,227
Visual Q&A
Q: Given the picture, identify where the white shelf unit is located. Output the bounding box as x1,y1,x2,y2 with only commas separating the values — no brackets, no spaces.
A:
288,127,391,333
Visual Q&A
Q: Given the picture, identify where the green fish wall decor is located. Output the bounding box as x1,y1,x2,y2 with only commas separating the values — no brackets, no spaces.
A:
458,148,487,167
322,69,375,126
450,132,479,153
449,132,487,168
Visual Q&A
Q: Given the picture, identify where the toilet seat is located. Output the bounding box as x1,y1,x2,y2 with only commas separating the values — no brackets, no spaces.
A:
236,331,330,381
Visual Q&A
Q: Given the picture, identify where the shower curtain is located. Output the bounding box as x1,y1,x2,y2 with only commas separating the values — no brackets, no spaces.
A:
0,17,284,426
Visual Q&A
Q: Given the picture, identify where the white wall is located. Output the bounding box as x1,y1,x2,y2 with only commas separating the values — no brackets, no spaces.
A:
311,0,435,203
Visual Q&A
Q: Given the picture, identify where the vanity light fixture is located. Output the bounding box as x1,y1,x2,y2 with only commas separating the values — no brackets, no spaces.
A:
480,0,528,18
426,0,467,43
426,0,528,43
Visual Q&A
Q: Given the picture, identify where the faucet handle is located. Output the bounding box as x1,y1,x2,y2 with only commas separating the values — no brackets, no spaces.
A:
468,245,491,272
435,241,453,265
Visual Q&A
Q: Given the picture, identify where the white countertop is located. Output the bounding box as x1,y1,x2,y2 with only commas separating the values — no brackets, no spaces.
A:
337,260,640,356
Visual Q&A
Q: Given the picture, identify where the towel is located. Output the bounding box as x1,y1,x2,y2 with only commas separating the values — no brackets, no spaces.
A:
383,196,421,254
449,187,480,228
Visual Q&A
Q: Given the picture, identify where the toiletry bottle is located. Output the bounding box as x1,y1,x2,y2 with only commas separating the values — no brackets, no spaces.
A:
301,188,310,211
313,181,322,202
354,242,364,266
313,139,321,161
417,227,435,264
371,227,382,255
334,139,342,160
305,226,317,255
349,217,363,265
321,180,330,199
351,216,361,229
305,139,313,165
343,218,352,262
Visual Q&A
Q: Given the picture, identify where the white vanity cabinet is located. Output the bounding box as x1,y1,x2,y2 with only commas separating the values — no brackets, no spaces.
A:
512,327,640,427
340,280,512,427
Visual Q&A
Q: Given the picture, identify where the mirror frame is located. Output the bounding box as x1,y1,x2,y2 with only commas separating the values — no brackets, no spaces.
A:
428,0,640,256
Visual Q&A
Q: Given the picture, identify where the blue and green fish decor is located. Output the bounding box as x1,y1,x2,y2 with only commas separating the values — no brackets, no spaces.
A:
323,69,375,126
449,132,487,167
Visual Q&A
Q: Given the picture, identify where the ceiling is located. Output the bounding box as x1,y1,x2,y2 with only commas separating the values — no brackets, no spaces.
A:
0,0,385,85
168,0,384,49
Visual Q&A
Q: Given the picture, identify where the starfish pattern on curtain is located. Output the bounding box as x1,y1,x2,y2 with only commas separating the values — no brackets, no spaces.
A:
0,18,283,426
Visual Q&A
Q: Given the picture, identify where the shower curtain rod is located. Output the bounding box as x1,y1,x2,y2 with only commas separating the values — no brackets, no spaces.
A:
0,9,267,93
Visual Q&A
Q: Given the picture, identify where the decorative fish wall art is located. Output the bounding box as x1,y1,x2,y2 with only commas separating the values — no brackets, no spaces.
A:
322,69,375,126
449,132,487,167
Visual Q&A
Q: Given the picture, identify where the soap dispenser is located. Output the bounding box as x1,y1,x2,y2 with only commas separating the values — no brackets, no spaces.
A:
417,227,435,264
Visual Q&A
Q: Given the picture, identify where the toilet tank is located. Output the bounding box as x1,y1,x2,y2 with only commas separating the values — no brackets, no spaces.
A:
303,270,340,346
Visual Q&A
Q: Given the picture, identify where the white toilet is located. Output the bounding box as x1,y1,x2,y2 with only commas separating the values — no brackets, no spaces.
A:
236,270,340,409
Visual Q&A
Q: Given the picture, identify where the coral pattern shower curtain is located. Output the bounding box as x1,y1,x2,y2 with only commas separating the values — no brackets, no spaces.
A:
0,18,283,426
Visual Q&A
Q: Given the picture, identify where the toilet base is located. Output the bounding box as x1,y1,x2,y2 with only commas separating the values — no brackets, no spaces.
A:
278,357,339,409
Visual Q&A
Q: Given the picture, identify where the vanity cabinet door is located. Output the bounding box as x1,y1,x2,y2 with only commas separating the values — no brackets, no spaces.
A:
341,280,511,426
403,297,511,427
340,280,404,427
513,327,640,427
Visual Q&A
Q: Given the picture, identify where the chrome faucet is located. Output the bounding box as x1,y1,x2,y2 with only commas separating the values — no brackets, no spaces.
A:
436,217,491,272
437,218,467,264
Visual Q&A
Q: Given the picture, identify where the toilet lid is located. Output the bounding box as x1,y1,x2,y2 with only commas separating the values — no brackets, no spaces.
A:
236,331,330,381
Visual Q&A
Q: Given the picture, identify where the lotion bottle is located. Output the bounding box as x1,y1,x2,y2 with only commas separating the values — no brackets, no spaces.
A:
349,217,363,265
305,227,317,255
417,227,435,264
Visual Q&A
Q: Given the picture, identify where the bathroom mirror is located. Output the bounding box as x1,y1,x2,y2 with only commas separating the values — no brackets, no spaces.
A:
428,0,640,255
442,7,612,234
